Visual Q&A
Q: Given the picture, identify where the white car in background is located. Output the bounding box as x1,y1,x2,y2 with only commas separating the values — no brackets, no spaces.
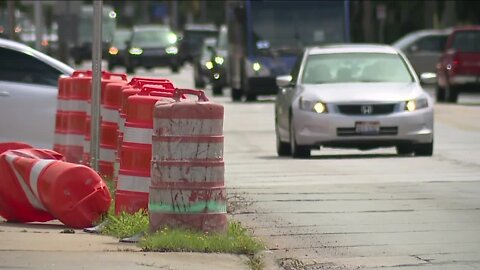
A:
0,38,74,149
275,44,434,158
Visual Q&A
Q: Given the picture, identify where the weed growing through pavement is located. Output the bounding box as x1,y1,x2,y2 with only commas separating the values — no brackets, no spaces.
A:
140,221,265,254
101,178,264,255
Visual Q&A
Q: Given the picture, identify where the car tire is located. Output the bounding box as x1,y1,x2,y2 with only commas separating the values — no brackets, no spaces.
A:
396,144,414,155
246,93,257,102
212,86,223,96
126,65,135,74
231,88,242,102
445,85,459,103
289,117,310,158
276,120,291,157
170,65,180,73
414,141,433,156
435,85,446,102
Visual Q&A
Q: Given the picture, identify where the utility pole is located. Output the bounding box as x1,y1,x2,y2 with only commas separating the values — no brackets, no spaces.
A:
90,0,103,172
7,0,16,40
34,1,43,51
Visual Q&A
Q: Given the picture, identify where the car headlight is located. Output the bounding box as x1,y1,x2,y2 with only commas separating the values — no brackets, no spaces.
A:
165,46,178,54
299,97,328,114
108,46,119,55
167,32,177,44
405,98,428,112
214,56,224,65
205,61,214,70
129,47,143,55
252,62,261,72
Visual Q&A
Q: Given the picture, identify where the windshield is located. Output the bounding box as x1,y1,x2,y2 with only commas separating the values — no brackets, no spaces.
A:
251,1,345,54
132,28,173,48
302,53,414,84
112,30,131,49
184,30,218,49
452,31,480,52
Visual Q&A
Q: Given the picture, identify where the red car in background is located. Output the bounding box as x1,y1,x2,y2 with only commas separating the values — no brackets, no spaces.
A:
436,26,480,103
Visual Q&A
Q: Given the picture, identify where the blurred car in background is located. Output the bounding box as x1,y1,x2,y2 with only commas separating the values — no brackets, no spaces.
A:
275,44,434,158
124,24,179,73
436,26,480,103
0,38,74,149
209,25,229,96
107,28,131,70
392,28,451,80
193,37,217,89
178,23,218,65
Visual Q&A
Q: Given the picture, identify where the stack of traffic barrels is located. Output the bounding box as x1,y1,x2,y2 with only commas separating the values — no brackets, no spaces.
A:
53,71,227,232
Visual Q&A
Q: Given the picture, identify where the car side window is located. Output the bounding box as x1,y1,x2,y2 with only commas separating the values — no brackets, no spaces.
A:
413,36,448,52
0,47,62,86
290,52,304,84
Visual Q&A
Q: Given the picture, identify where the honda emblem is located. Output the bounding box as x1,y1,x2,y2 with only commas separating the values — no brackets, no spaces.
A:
361,105,373,115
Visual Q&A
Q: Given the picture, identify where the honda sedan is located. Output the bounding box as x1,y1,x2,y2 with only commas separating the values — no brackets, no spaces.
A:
275,44,434,158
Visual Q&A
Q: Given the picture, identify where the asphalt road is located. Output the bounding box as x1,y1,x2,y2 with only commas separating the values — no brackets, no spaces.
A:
89,64,480,269
134,64,480,270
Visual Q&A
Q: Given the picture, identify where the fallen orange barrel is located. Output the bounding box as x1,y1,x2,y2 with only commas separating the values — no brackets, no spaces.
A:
0,147,111,228
150,88,227,232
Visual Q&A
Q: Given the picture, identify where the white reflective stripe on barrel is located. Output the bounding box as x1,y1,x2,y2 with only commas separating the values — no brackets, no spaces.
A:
153,142,223,160
154,119,223,136
101,107,119,123
30,159,55,201
57,99,88,112
119,117,126,132
117,174,150,193
123,126,152,144
54,134,84,145
83,141,90,152
4,154,47,211
99,148,116,162
85,103,91,116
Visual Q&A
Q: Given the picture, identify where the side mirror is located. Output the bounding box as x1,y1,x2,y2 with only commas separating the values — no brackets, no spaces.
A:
420,72,437,84
276,75,293,87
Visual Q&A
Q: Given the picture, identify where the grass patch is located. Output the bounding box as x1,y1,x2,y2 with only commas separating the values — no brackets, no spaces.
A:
100,179,264,256
102,210,149,239
140,221,264,254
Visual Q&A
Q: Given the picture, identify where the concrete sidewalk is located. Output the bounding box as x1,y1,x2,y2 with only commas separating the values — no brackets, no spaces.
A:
0,218,250,270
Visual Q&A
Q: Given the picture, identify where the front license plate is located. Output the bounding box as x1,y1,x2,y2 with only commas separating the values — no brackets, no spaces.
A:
355,121,380,134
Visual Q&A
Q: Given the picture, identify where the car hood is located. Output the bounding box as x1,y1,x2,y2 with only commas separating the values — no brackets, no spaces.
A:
299,82,424,103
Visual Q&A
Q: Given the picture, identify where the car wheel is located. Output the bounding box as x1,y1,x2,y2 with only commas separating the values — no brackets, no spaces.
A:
276,119,291,157
231,88,242,102
414,141,433,156
126,65,135,74
445,85,458,103
435,85,445,102
212,86,223,96
396,144,414,155
246,92,257,102
170,65,180,73
289,117,310,158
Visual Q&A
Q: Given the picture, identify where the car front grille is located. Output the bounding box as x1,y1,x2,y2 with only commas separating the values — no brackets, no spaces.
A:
337,127,398,136
337,104,396,115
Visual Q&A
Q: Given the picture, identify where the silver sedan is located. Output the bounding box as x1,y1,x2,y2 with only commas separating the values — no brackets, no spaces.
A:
275,44,434,158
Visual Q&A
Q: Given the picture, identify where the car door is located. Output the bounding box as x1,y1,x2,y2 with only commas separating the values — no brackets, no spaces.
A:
0,47,63,149
405,35,448,75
